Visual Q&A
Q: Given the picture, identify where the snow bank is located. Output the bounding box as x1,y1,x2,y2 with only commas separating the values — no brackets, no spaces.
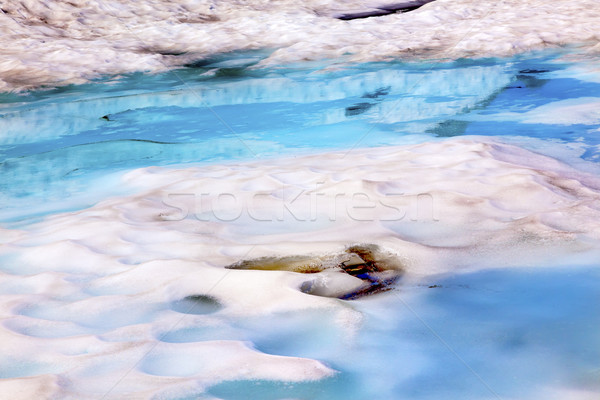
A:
2,0,600,90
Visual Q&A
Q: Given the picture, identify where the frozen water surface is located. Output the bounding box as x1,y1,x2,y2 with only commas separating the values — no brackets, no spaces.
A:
0,49,600,399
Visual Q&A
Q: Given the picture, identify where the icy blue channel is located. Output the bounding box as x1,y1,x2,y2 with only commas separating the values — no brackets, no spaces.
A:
1,50,600,223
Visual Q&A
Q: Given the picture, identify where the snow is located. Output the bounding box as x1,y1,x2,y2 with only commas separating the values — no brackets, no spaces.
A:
2,0,600,91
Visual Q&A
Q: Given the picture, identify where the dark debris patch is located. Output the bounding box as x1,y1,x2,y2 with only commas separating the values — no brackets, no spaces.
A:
345,102,375,116
225,244,404,300
426,119,470,137
361,86,391,99
346,86,391,117
518,69,550,74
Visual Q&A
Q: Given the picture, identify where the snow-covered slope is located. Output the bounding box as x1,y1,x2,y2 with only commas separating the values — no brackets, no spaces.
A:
1,0,600,91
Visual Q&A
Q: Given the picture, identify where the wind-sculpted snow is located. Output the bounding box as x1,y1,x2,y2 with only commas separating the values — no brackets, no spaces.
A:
1,0,600,90
0,138,599,398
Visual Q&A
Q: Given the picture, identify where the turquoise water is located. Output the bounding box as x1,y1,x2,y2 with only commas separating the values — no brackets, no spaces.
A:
2,50,600,223
200,266,600,400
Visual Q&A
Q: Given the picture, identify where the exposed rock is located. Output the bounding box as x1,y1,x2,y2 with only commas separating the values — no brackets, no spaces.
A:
226,244,404,300
226,255,326,273
336,0,436,20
